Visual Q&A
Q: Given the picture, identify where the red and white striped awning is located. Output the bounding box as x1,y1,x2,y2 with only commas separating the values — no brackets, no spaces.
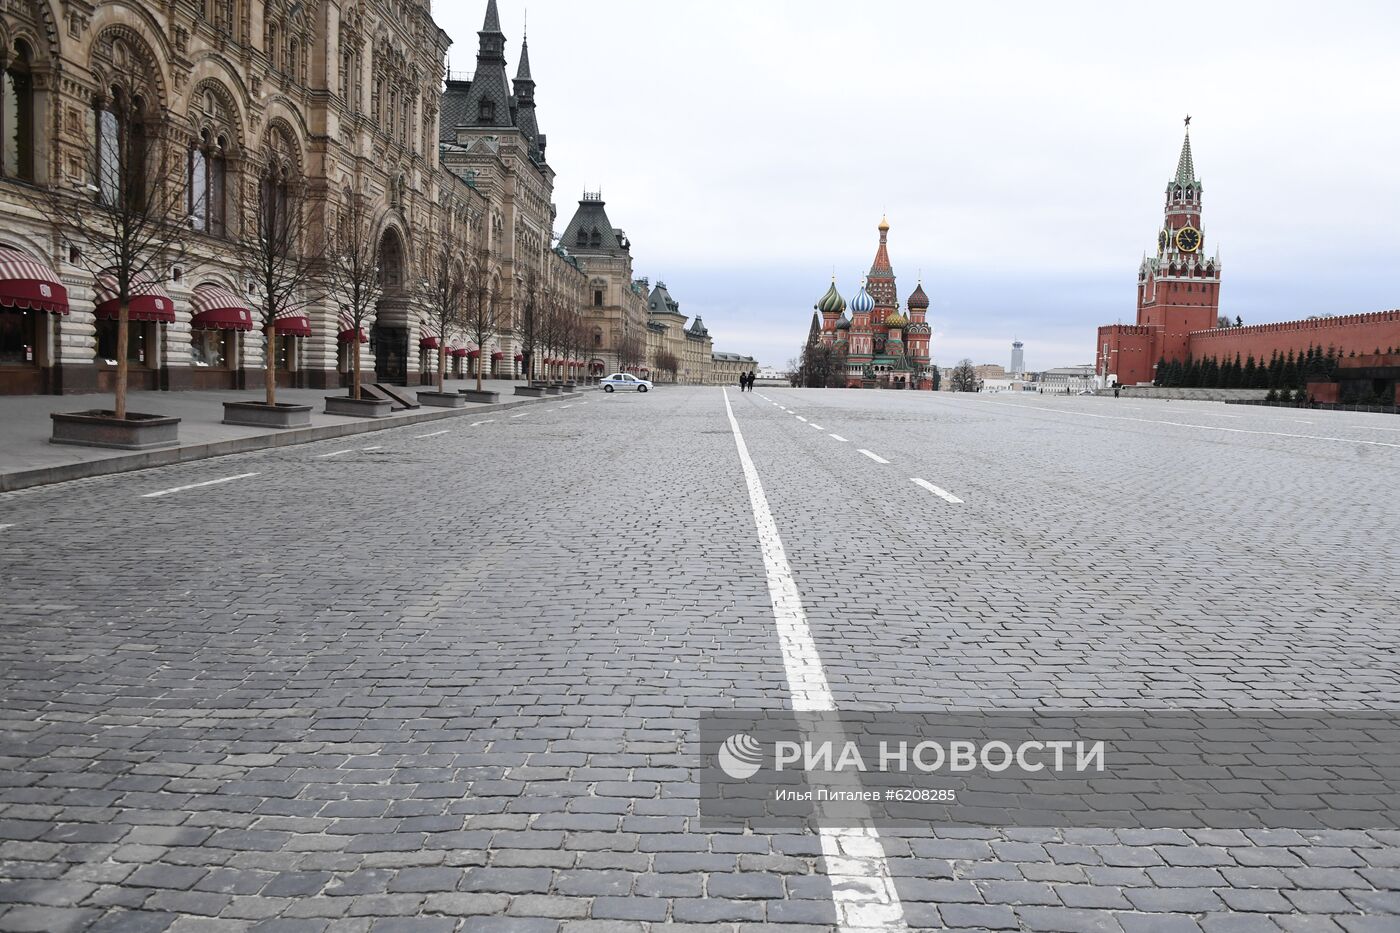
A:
420,335,441,350
452,347,470,358
190,283,253,331
94,271,174,322
337,310,366,344
274,307,311,337
491,351,504,361
0,248,68,314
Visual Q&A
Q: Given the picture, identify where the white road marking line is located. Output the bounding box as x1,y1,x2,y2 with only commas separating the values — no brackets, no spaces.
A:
510,412,530,418
722,389,907,932
560,404,573,409
414,430,450,438
858,449,890,464
830,434,849,442
471,419,495,426
141,473,260,499
982,399,1400,449
0,523,13,531
810,423,824,430
796,416,808,422
361,446,383,451
316,449,353,458
911,477,964,503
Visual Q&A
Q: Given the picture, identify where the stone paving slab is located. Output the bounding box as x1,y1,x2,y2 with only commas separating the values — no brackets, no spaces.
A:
0,381,589,492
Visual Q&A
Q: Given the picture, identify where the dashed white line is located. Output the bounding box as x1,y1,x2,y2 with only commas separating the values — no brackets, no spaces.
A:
829,434,849,442
0,523,13,531
796,416,808,422
857,449,890,464
141,473,261,499
360,445,383,451
316,449,353,458
414,430,450,438
470,419,495,426
810,423,825,430
560,404,573,409
721,389,907,932
911,477,964,503
510,412,530,418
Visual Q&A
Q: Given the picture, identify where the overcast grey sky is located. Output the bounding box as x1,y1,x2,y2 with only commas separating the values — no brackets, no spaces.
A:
437,0,1400,371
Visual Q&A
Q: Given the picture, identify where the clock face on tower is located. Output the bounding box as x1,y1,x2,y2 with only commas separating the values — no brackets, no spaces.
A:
1176,226,1202,253
1158,229,1168,253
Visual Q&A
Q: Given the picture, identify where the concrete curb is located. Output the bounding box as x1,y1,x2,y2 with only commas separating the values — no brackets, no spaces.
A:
0,389,594,493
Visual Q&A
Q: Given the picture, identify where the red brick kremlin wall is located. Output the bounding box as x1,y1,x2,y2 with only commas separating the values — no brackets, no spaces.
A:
1187,310,1400,361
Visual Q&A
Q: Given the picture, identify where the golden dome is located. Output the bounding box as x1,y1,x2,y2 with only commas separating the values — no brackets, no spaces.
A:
878,215,890,232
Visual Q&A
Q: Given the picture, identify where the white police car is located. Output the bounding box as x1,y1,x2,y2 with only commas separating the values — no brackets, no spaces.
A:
600,372,653,393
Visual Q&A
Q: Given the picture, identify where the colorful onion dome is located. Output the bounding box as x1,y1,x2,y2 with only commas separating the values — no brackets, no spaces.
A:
878,215,890,232
850,283,874,315
885,310,907,329
814,279,846,314
907,282,929,310
835,313,851,330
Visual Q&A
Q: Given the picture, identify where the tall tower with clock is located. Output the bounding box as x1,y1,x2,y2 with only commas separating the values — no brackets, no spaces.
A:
1134,119,1222,367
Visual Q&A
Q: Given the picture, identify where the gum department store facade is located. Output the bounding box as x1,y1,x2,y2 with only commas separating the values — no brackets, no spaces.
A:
0,0,751,396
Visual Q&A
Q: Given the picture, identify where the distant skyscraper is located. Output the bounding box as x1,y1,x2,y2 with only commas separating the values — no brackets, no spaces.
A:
1010,340,1025,376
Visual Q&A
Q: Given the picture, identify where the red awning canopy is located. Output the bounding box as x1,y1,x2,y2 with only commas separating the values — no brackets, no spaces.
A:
0,248,69,315
274,311,311,337
514,353,524,362
190,283,253,331
338,327,367,344
95,271,174,322
491,351,504,361
467,348,481,358
452,347,470,358
420,336,440,349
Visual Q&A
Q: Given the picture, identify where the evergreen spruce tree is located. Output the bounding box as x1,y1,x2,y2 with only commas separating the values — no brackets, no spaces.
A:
1153,356,1168,387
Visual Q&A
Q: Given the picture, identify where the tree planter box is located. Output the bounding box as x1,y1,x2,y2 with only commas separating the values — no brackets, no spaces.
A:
563,382,578,393
51,410,180,450
459,389,500,404
417,391,466,409
325,396,393,418
222,401,314,429
545,384,564,395
514,386,549,398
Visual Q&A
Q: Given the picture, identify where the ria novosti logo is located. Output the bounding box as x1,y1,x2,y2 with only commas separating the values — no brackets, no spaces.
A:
717,732,764,779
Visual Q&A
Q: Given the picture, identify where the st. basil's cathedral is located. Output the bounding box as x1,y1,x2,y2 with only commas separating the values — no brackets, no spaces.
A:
811,218,937,389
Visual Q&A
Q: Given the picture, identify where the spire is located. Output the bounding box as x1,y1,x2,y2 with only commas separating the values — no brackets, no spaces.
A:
461,0,513,129
1175,116,1196,186
516,32,532,82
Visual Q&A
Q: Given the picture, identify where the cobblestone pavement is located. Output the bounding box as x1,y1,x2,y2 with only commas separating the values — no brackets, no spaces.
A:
1,388,1397,932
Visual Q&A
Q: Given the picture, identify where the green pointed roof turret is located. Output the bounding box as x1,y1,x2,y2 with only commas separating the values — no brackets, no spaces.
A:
815,278,846,315
1175,116,1197,187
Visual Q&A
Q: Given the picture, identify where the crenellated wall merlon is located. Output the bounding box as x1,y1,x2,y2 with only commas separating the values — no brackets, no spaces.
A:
1189,309,1400,339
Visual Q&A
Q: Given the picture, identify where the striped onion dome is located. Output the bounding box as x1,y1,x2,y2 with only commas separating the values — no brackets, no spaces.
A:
815,279,846,314
850,283,875,315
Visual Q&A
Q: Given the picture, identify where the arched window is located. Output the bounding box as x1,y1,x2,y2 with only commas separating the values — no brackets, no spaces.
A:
2,40,36,181
96,87,147,206
189,129,228,235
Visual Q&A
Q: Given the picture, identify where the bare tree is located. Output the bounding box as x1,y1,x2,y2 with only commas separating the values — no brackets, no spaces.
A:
618,331,645,373
417,221,468,394
517,268,541,382
655,349,680,383
236,145,327,407
35,73,191,420
948,358,983,393
324,191,383,400
565,308,591,384
462,251,503,393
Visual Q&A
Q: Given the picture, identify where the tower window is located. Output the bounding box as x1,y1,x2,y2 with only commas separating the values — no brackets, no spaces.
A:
478,100,494,123
593,289,603,307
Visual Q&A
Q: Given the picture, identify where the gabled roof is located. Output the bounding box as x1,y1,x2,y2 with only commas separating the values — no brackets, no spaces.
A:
686,315,710,338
